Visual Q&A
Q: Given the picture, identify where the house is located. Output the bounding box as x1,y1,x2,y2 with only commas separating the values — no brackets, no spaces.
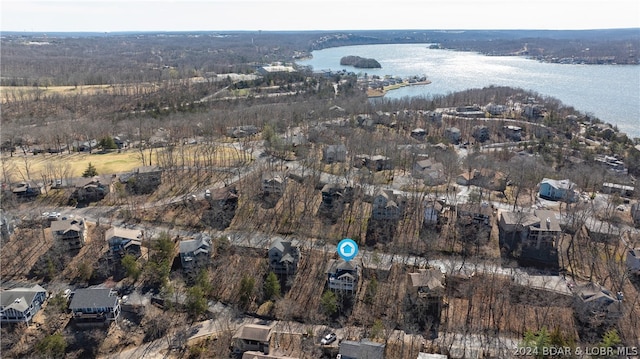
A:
408,268,445,303
106,226,143,259
411,128,427,141
69,288,120,323
355,155,392,171
11,181,43,199
268,238,300,276
120,166,162,194
498,210,561,268
242,351,298,359
51,218,86,251
423,200,443,226
179,234,212,274
626,248,640,275
504,125,522,141
262,172,287,197
424,110,443,124
472,125,490,143
1,284,47,324
573,282,623,324
417,354,447,359
456,169,506,192
444,127,461,144
485,103,507,116
320,183,353,209
412,159,445,185
72,139,98,152
456,203,492,226
538,178,577,202
70,175,113,203
322,144,347,163
632,202,640,225
372,189,407,221
456,105,484,118
205,185,239,216
257,65,296,75
601,182,634,197
232,323,273,354
227,125,259,138
326,259,359,293
338,340,385,359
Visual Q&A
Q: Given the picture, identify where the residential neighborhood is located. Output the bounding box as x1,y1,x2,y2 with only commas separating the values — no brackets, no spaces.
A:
1,29,639,359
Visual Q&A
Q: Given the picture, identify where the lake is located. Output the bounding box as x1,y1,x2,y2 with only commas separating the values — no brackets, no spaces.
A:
296,44,640,138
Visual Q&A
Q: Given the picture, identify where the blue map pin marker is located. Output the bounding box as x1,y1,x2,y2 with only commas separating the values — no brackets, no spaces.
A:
337,238,358,262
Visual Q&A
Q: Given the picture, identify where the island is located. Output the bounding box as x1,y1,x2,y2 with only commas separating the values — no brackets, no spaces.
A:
340,55,382,68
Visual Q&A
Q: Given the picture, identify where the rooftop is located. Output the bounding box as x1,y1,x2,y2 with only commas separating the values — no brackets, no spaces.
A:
69,288,118,310
233,323,273,342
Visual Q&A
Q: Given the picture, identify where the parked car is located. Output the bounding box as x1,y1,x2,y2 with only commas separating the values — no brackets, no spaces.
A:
320,332,337,345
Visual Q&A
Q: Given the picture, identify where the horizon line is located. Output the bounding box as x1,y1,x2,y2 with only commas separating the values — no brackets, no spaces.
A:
3,27,639,34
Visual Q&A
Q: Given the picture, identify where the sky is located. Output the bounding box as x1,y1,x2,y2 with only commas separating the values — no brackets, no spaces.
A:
1,0,639,33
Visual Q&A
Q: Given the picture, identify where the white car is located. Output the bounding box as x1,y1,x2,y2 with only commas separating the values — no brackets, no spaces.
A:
320,333,336,345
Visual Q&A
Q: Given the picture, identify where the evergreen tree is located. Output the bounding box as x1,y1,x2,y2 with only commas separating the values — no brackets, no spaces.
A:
82,162,98,177
321,290,338,317
264,271,281,300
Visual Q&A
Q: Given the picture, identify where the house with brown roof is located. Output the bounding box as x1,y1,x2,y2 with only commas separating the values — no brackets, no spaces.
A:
106,226,143,259
51,218,86,251
408,268,445,303
456,203,492,226
232,323,274,355
204,185,239,228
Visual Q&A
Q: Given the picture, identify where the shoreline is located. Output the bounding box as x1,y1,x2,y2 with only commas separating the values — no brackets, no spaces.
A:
366,79,431,98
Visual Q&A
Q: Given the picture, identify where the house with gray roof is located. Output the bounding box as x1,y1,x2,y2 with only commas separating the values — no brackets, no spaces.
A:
412,159,445,186
268,238,300,276
262,172,287,197
326,259,359,294
51,218,86,251
0,284,47,324
338,339,385,359
372,189,407,221
538,178,577,202
322,144,347,163
69,288,120,323
444,127,461,144
499,210,561,268
179,234,212,274
573,282,623,325
626,248,640,276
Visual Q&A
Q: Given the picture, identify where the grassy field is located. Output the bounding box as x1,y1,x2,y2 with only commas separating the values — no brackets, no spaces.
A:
0,83,160,102
1,145,249,182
